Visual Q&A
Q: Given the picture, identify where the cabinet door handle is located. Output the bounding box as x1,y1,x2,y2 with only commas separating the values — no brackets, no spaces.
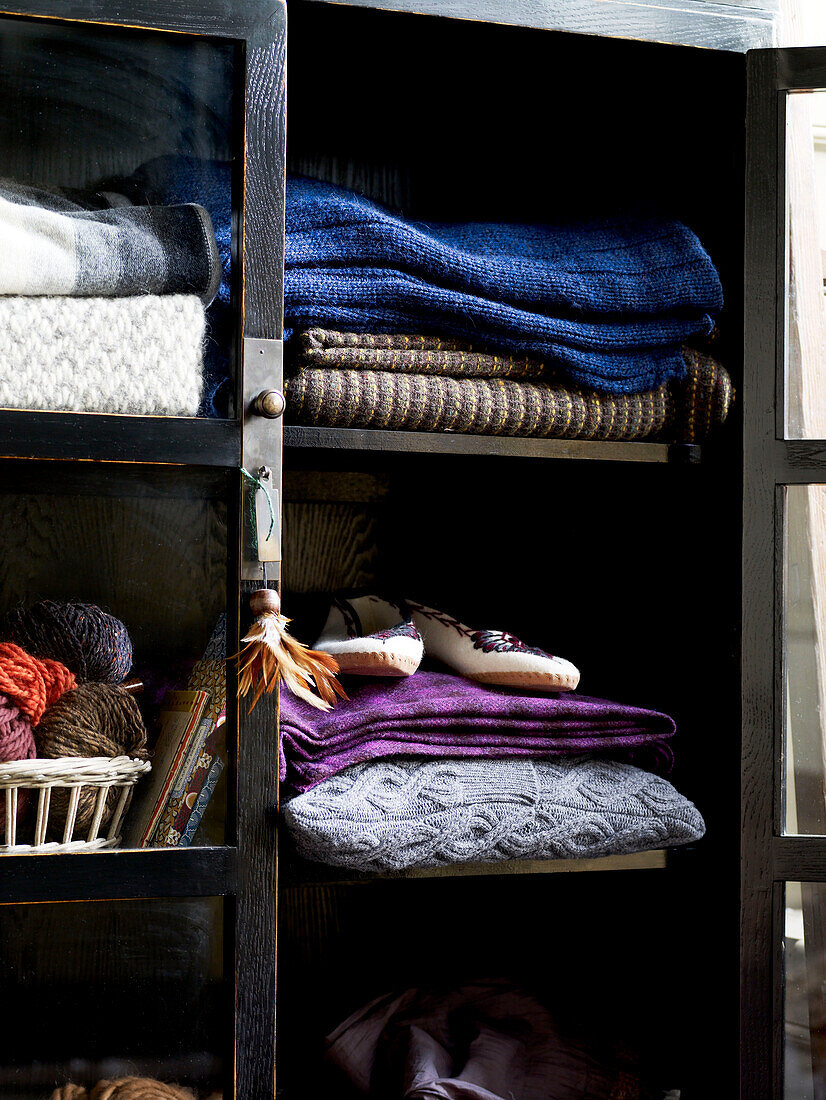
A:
252,389,286,419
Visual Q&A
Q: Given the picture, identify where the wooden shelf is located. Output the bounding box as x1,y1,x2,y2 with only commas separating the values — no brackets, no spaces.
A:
0,845,237,904
284,849,668,886
283,425,701,464
0,409,241,467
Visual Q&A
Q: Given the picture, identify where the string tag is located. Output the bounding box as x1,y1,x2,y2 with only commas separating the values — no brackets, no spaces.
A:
242,466,281,564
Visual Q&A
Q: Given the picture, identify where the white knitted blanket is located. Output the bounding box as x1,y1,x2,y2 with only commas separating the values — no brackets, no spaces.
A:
283,755,706,872
0,295,204,416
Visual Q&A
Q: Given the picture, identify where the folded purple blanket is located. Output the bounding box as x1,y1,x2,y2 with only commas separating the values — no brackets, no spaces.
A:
279,670,676,793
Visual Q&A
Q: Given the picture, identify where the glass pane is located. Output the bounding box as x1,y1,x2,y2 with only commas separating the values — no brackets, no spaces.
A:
0,897,227,1096
784,882,826,1099
0,463,230,852
786,91,826,438
0,16,238,419
783,485,826,835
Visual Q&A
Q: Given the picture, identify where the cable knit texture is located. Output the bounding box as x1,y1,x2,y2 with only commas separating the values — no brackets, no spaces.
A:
0,295,204,416
283,756,705,871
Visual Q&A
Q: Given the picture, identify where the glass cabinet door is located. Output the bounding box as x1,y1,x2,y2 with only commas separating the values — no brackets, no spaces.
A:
744,46,826,1100
0,15,241,423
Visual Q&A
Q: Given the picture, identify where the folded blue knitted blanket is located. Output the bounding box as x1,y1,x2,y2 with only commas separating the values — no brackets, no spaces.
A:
285,176,723,393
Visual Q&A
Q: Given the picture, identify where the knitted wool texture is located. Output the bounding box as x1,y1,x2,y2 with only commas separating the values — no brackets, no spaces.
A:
285,346,733,444
279,670,676,794
50,1079,201,1100
115,155,233,417
0,645,76,829
0,176,220,302
0,295,204,416
285,175,723,393
295,328,548,379
35,683,148,835
283,756,705,872
0,642,76,724
0,601,132,684
0,694,35,767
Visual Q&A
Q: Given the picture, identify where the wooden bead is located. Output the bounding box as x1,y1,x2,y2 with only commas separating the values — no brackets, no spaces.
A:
249,588,280,616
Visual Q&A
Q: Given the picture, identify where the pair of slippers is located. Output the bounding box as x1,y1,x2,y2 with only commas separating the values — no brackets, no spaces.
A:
314,595,580,693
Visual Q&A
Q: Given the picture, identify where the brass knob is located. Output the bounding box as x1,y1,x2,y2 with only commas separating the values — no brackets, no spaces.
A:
252,389,286,419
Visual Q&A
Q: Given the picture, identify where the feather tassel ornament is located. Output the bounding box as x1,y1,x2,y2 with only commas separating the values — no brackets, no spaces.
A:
238,588,347,713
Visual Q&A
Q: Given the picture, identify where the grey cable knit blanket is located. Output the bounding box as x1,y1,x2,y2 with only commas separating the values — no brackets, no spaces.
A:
282,755,705,872
0,178,220,302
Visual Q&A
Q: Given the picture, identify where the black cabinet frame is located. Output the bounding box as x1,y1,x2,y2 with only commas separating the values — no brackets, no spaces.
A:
743,45,826,1100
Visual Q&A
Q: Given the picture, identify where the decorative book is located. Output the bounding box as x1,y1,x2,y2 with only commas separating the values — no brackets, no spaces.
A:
154,711,227,847
123,688,209,848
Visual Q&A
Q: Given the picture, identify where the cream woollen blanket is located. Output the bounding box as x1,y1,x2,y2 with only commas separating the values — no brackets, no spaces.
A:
0,295,205,416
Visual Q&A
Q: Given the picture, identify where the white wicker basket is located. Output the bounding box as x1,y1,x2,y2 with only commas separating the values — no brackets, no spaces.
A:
0,755,151,853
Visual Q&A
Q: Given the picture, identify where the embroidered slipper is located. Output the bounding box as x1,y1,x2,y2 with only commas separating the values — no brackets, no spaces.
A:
407,600,580,692
313,594,424,677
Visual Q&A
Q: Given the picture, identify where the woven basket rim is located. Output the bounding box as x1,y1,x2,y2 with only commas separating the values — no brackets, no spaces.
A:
0,755,151,786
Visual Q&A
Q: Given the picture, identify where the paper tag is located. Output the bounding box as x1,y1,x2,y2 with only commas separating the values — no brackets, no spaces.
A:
255,466,281,563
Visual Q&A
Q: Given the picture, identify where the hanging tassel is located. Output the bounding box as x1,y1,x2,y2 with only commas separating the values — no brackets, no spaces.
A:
238,588,347,713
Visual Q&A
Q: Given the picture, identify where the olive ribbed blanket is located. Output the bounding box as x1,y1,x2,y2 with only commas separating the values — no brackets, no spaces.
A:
285,342,732,443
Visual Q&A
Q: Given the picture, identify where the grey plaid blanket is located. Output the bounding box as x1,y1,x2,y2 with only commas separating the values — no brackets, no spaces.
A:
0,179,220,303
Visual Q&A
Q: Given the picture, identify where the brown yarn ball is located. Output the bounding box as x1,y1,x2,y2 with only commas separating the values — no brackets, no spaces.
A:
35,683,148,837
91,1079,197,1100
50,1081,197,1100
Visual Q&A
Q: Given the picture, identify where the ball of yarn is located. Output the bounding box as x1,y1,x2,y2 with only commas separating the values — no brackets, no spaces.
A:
50,1080,198,1100
0,643,75,832
0,600,133,684
0,694,34,764
0,642,76,725
0,692,35,832
36,683,148,836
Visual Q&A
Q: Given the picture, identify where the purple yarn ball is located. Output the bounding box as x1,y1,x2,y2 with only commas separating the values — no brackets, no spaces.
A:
0,601,133,685
0,692,35,831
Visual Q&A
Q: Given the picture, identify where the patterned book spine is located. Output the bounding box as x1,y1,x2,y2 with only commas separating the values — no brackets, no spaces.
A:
156,714,227,847
148,714,215,847
178,756,225,847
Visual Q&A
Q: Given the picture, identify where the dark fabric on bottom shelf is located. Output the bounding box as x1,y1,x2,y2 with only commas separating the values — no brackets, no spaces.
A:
285,345,732,443
326,980,665,1099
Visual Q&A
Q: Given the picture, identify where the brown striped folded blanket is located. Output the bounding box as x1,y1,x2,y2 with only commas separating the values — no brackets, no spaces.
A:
285,344,733,443
295,328,546,379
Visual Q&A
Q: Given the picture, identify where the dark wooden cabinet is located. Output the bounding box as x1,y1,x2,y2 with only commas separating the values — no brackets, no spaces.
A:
277,4,826,1099
0,0,818,1096
278,4,745,1097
